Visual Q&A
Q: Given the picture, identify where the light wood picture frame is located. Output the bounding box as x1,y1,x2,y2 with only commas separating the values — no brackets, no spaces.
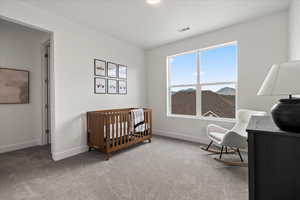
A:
0,68,29,104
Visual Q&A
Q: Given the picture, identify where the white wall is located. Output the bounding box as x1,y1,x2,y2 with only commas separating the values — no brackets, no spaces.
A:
0,19,49,153
289,0,300,60
146,11,288,143
0,0,147,160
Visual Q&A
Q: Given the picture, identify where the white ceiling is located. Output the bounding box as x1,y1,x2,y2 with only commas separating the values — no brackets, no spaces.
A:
18,0,290,49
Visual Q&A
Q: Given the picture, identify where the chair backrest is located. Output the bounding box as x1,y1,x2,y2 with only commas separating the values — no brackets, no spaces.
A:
231,109,266,137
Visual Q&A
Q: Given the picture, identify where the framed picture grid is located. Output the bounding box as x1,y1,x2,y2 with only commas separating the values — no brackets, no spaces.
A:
93,59,128,95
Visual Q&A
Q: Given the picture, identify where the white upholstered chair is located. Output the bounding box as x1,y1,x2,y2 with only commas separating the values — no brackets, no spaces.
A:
202,109,266,164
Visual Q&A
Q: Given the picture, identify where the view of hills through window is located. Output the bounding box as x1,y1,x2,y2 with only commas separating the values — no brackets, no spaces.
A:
169,43,237,119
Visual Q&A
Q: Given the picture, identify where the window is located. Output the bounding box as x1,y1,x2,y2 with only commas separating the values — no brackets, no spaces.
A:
167,42,237,119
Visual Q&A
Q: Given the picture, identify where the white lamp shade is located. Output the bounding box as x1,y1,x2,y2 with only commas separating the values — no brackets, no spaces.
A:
257,61,300,96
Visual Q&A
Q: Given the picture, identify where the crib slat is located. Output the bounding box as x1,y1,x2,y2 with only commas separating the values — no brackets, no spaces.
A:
145,111,148,136
143,111,146,137
116,113,120,146
143,112,145,137
115,113,118,146
119,113,122,145
116,113,119,146
149,110,152,136
109,113,112,147
127,112,130,142
122,112,125,145
122,113,125,144
123,113,126,144
110,113,113,147
125,112,128,143
106,114,110,148
147,111,149,137
148,111,150,136
116,113,118,147
119,112,123,145
113,113,116,147
117,113,119,146
120,113,122,145
147,111,150,136
120,112,122,145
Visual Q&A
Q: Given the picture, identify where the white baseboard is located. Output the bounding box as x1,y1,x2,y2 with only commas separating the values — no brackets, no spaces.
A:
153,129,208,144
0,139,41,154
153,129,249,153
52,145,89,161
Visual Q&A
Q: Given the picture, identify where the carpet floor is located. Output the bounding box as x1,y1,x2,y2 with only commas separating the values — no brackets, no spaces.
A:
0,136,248,200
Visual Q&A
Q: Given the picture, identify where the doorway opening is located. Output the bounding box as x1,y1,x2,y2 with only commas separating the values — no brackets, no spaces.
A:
0,17,54,156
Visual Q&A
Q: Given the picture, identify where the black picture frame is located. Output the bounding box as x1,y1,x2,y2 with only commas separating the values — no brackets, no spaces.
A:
94,77,107,94
94,59,107,77
118,80,127,95
107,79,118,94
118,65,127,79
107,62,118,78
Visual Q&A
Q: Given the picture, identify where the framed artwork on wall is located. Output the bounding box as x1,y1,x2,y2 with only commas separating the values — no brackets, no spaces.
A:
94,77,106,94
118,65,127,79
94,59,106,76
0,68,29,104
118,80,127,95
93,59,128,95
107,79,118,94
107,62,118,78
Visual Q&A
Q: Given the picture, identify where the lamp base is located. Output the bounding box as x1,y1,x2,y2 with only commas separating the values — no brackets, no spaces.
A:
271,98,300,133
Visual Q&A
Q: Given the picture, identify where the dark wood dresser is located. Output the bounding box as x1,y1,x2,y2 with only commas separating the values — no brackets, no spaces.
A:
247,116,300,200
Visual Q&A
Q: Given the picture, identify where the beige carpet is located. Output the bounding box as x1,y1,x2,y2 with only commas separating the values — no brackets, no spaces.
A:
0,136,248,200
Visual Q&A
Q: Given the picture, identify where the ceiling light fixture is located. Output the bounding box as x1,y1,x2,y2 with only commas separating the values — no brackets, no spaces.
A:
146,0,161,5
178,27,191,32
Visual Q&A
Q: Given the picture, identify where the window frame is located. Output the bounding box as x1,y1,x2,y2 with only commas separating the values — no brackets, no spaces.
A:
166,41,238,122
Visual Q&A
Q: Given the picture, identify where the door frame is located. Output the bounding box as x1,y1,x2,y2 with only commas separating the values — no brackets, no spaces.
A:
0,15,55,157
41,40,51,145
40,34,55,156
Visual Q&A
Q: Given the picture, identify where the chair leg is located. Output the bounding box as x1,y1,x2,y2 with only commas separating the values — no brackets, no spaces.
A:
219,146,224,159
206,140,213,150
237,148,244,162
225,146,228,153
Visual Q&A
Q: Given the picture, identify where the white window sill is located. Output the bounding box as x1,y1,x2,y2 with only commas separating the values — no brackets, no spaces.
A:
166,114,236,123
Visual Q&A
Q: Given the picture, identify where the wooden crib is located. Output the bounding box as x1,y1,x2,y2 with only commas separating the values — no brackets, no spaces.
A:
87,108,152,160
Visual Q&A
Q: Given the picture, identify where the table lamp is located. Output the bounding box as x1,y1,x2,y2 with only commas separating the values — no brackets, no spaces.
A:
257,61,300,132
